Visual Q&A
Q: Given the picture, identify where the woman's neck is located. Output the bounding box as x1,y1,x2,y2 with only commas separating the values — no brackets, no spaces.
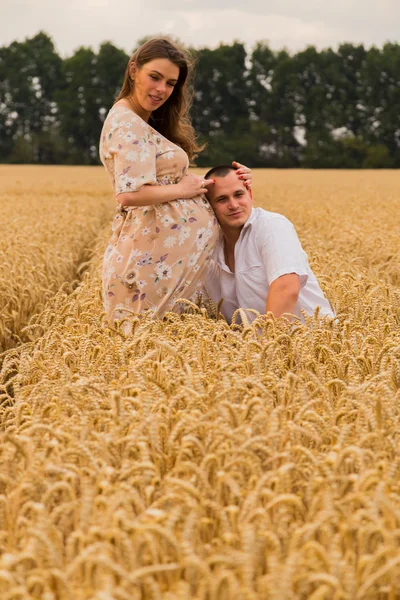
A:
123,96,151,123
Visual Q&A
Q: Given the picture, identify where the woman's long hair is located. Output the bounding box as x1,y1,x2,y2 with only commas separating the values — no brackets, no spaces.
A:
115,38,203,161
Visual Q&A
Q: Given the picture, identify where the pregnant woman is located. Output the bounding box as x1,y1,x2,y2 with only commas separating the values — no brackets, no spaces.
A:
100,37,251,323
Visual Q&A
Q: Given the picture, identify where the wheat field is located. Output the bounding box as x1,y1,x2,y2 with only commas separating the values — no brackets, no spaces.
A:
0,166,399,600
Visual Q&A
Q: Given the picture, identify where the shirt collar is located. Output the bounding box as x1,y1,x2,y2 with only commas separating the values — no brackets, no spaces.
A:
214,231,231,271
213,209,257,270
242,208,257,230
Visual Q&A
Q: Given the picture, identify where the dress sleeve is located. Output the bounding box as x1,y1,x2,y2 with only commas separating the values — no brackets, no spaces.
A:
107,113,158,195
258,217,309,287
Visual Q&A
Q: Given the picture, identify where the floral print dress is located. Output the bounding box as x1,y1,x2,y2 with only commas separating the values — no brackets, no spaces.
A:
99,104,218,322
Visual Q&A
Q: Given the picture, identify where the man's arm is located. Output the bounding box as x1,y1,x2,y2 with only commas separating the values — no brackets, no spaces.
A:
266,273,301,318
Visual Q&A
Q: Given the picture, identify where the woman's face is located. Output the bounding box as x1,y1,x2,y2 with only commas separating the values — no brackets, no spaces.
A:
130,58,180,121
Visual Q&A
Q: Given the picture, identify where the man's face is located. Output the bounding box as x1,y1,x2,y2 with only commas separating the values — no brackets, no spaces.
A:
207,170,253,230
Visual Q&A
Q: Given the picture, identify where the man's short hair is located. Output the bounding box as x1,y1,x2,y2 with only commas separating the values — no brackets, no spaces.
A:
204,164,237,180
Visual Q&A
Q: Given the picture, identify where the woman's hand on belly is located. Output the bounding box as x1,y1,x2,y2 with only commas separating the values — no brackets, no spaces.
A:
176,174,214,199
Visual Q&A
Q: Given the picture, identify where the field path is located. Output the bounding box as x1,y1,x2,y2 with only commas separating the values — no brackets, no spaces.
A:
0,166,114,352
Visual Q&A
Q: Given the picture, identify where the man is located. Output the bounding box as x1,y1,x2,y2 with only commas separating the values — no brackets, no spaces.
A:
204,165,334,323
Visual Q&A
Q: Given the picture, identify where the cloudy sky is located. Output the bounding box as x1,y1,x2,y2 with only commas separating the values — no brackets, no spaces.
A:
1,0,399,56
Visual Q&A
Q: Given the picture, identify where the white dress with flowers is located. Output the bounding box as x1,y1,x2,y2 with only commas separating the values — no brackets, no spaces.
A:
99,104,218,321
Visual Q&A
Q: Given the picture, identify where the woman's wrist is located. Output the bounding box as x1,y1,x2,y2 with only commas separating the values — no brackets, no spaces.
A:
117,183,182,207
173,181,182,199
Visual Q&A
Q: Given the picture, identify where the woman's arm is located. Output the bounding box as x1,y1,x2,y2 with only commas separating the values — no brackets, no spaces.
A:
118,184,184,207
117,174,214,208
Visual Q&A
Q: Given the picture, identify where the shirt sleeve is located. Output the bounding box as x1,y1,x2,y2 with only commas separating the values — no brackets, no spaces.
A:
107,114,158,195
258,217,309,287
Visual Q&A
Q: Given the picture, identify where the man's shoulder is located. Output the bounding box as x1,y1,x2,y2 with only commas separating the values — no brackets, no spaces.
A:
251,208,294,233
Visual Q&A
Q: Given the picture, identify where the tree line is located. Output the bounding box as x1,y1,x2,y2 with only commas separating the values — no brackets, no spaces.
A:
1,32,400,168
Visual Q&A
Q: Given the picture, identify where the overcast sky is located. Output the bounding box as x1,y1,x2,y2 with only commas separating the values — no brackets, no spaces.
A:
1,0,399,56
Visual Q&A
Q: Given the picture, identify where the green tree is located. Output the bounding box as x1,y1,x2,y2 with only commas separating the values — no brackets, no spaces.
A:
0,32,63,162
56,47,101,164
0,44,17,160
361,43,400,165
191,42,250,165
2,32,400,168
56,42,128,164
96,42,129,116
246,44,301,167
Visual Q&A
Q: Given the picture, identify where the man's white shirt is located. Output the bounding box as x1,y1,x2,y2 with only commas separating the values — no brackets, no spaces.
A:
205,207,334,323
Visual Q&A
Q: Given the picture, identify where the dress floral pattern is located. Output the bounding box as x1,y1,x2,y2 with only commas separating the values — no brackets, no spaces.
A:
99,104,218,322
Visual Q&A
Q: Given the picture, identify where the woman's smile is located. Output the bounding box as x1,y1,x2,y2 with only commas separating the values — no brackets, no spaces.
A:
149,94,163,105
